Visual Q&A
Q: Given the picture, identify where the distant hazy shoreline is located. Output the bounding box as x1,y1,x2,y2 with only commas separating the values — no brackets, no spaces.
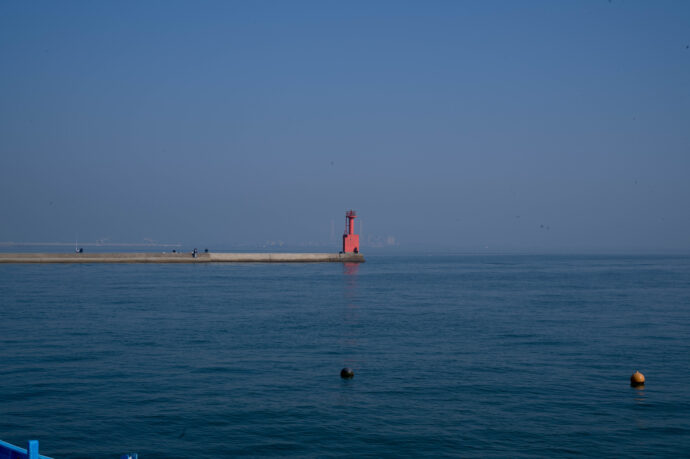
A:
0,242,182,247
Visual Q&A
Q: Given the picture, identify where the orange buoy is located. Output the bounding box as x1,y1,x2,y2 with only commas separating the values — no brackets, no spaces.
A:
630,371,645,387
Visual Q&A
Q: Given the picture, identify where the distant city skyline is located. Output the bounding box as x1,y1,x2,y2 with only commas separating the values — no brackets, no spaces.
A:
1,1,689,251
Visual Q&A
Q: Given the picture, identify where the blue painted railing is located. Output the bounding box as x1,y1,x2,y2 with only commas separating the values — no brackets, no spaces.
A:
1,438,136,458
0,440,52,459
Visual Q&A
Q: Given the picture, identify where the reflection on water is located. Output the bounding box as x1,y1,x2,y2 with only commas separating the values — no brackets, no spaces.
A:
632,386,648,430
343,262,359,308
342,262,360,309
341,262,361,375
343,262,360,278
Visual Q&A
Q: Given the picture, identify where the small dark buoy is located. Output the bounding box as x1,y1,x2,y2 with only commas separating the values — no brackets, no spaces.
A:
630,371,645,387
340,367,354,379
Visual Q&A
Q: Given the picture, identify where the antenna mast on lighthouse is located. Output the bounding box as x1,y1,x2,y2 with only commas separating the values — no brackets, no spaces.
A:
342,210,360,254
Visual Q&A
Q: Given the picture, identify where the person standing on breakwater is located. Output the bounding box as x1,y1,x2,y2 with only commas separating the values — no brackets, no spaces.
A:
193,248,198,258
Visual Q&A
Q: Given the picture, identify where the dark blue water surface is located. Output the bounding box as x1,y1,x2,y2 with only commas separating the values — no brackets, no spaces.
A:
1,255,690,457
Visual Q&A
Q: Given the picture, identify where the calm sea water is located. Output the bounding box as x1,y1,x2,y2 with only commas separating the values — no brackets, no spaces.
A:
1,255,689,457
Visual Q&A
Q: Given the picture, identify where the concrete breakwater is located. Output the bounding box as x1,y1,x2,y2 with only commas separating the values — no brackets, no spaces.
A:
0,252,365,264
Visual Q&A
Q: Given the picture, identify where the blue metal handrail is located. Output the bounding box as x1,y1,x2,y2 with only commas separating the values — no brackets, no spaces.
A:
0,439,52,459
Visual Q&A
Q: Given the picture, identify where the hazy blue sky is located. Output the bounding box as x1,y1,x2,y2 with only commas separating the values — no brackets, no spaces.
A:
1,1,688,251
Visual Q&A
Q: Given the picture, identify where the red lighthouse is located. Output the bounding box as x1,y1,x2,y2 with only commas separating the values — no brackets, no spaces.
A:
342,210,360,253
